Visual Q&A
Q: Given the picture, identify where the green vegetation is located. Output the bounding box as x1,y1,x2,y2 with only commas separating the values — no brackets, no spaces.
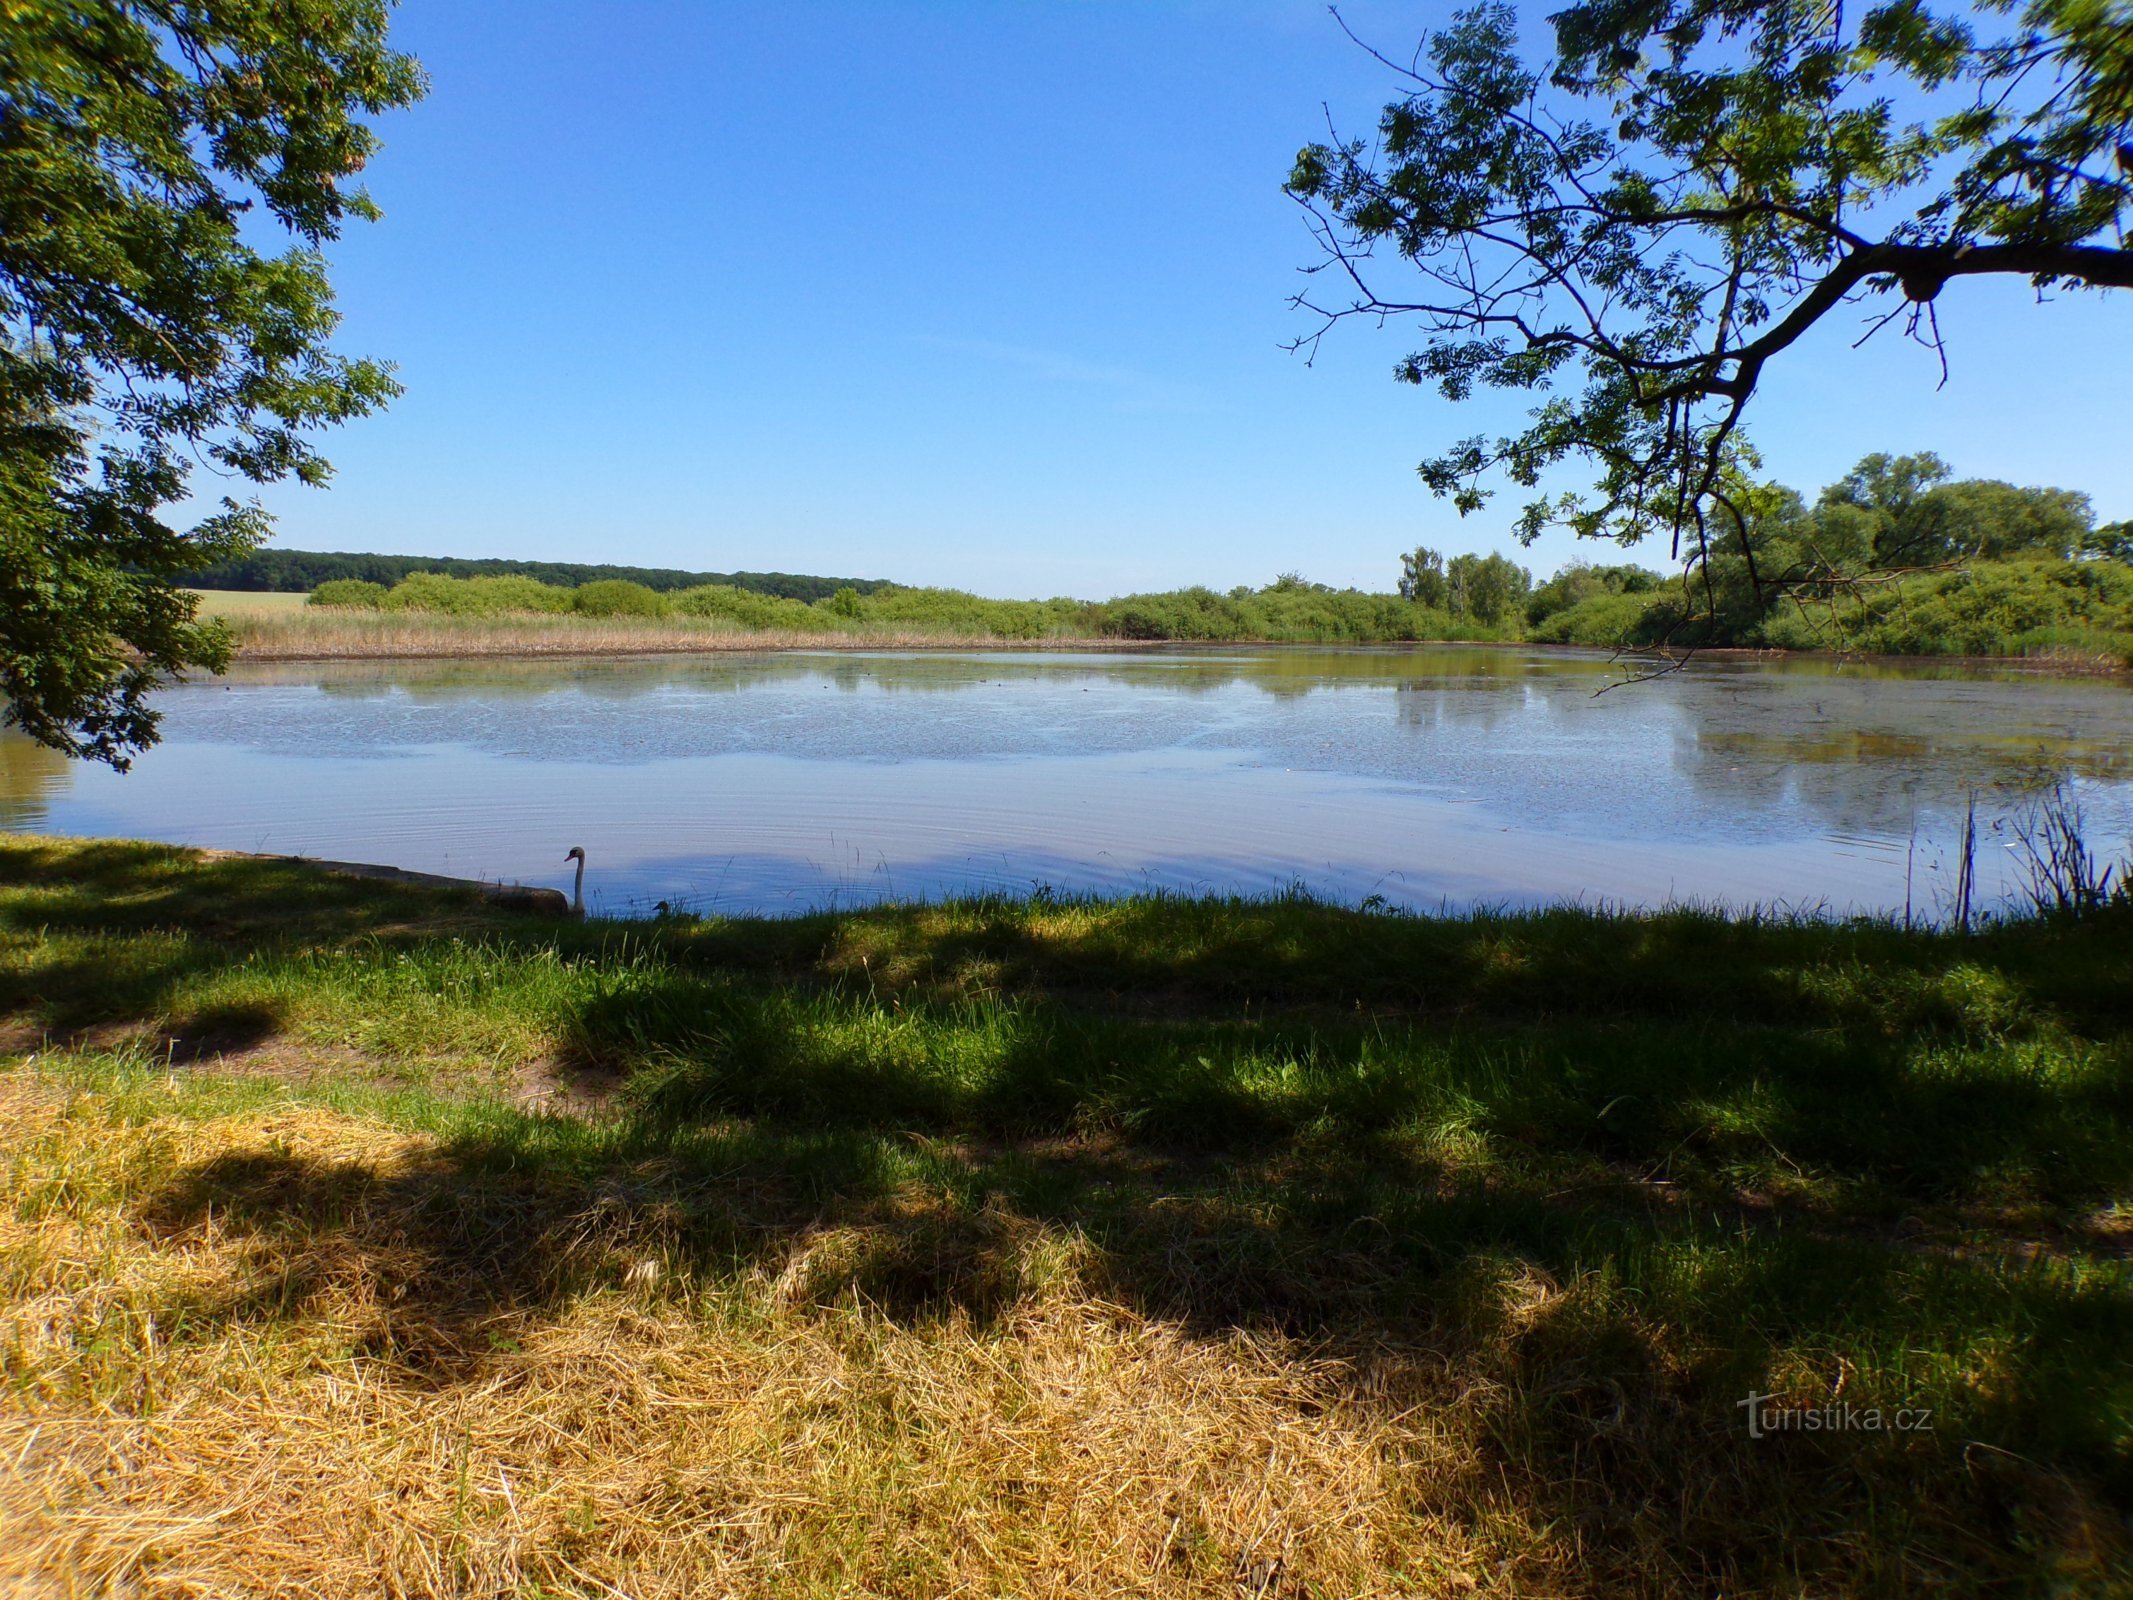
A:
566,578,668,619
200,546,891,602
1,3,420,768
1288,1,2133,550
2,834,2130,1595
299,570,1518,646
1531,557,2133,660
182,590,312,619
274,454,2129,662
1518,455,2133,663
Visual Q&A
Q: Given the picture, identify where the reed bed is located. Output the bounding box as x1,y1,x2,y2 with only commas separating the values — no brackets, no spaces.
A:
2,836,2129,1596
224,609,1111,660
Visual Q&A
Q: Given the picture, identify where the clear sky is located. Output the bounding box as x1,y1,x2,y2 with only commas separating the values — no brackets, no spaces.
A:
244,0,2133,597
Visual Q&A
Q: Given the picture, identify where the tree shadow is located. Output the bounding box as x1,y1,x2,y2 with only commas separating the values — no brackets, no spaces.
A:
131,1078,2130,1589
12,836,2133,1586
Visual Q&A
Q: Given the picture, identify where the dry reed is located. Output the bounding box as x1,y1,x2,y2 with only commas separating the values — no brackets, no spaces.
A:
225,610,1132,661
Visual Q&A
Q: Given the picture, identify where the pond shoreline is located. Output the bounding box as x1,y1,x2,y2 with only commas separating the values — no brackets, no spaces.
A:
224,625,2133,680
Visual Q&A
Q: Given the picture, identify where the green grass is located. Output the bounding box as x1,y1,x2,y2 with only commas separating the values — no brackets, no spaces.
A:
3,834,2130,1595
184,587,311,617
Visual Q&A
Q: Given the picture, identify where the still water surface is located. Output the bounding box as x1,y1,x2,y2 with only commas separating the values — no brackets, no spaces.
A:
5,647,2130,919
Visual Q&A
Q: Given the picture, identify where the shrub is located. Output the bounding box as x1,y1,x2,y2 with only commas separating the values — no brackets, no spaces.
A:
379,571,490,615
374,572,574,615
307,578,387,609
859,585,1079,639
1852,559,2133,657
1527,590,1662,647
672,584,821,629
571,579,669,619
464,575,572,614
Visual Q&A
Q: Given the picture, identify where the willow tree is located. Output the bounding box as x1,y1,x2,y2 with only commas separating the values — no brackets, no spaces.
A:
1287,0,2132,594
1,3,423,766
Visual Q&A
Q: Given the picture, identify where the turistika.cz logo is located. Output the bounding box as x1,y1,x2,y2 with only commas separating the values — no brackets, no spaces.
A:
1737,1393,1934,1439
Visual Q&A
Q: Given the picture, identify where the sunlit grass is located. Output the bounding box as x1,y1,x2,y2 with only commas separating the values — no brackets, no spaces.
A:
183,588,311,618
2,834,2129,1595
220,606,1097,660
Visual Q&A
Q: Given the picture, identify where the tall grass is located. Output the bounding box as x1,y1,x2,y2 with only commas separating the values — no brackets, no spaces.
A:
227,608,1118,659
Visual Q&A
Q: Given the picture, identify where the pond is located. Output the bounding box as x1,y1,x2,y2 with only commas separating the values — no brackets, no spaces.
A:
5,646,2130,920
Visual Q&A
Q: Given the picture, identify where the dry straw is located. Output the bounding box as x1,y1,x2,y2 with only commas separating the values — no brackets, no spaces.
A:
0,1078,1537,1598
225,611,1130,662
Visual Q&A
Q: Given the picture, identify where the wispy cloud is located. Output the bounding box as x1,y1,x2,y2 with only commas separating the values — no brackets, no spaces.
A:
918,336,1216,414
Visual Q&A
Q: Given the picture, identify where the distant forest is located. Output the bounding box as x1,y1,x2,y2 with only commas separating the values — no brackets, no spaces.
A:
192,549,891,602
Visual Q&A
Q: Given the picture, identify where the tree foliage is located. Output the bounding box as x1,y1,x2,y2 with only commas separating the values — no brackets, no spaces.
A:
1,2,424,765
1816,451,2095,565
1288,0,2133,567
197,546,891,601
1397,545,1449,606
1446,550,1535,623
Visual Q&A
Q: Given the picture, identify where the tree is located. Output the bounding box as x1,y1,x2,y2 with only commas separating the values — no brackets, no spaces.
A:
1287,1,2132,569
1398,545,1449,607
1813,451,2094,565
1445,551,1533,624
2086,521,2133,563
1907,478,2094,561
1,4,423,766
1524,557,1664,625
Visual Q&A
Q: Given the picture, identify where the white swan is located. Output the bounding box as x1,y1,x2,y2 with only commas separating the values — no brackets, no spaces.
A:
564,846,586,917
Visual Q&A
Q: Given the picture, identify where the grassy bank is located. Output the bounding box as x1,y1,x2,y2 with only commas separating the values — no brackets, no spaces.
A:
2,836,2129,1596
235,573,1515,657
213,606,1128,660
204,555,2133,665
1533,557,2133,669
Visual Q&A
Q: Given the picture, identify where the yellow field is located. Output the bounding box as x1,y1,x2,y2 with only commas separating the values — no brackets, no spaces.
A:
186,589,313,618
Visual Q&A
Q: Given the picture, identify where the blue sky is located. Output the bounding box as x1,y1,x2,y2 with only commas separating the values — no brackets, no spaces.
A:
245,0,2133,596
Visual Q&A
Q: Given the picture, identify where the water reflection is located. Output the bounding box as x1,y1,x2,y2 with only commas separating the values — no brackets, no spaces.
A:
9,647,2130,919
0,737,69,827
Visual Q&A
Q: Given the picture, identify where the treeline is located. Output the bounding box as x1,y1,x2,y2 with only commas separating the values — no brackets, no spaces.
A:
304,571,1511,644
287,452,2132,661
195,548,889,602
1512,452,2133,660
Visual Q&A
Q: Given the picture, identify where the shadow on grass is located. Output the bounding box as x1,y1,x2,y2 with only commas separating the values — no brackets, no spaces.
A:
137,1088,2131,1592
11,835,2133,1589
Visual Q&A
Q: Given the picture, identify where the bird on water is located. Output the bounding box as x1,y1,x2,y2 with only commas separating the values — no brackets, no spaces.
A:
564,846,587,918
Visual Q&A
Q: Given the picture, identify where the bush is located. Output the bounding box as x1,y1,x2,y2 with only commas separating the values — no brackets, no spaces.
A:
374,572,574,616
1852,559,2133,658
464,575,573,614
378,572,491,615
1093,587,1252,641
1527,590,1662,646
571,579,669,619
306,578,388,609
672,584,821,629
859,585,1081,639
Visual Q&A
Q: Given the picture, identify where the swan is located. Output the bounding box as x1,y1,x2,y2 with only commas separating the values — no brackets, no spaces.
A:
564,846,586,917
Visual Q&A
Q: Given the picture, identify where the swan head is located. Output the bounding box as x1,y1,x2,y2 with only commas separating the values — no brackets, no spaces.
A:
565,846,585,863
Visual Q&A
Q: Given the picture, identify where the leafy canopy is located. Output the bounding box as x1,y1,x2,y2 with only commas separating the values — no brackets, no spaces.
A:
1288,0,2132,566
1,2,423,765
